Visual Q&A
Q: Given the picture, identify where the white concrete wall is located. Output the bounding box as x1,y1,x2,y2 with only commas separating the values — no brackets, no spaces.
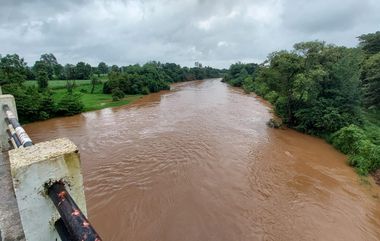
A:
9,138,87,241
0,95,18,151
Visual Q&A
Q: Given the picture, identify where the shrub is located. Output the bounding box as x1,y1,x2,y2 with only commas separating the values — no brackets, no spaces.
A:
264,91,279,103
252,82,270,96
2,84,57,123
331,125,380,175
103,81,112,94
330,124,367,154
57,93,84,116
111,88,125,101
141,86,150,95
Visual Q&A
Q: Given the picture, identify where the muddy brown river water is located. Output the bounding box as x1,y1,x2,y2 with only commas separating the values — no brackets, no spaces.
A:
25,79,380,241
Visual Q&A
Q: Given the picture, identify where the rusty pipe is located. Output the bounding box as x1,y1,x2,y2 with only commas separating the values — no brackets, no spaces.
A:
47,182,102,241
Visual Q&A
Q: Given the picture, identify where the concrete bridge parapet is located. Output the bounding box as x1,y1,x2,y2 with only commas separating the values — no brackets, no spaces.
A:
8,138,87,241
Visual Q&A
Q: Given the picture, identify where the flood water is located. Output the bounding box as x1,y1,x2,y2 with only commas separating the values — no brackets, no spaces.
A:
25,79,380,241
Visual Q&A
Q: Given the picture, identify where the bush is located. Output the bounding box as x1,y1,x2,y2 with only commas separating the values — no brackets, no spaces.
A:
252,82,270,96
141,86,150,95
330,125,367,154
264,91,279,103
331,125,380,175
103,81,112,94
111,88,125,101
2,84,56,123
57,93,84,116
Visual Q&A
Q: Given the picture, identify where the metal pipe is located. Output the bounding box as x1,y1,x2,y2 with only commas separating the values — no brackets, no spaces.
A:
5,118,22,148
54,218,72,241
47,182,102,241
6,129,18,149
2,105,33,147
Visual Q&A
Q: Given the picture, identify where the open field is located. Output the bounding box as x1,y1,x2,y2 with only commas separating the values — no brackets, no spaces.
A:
51,83,143,112
25,79,103,89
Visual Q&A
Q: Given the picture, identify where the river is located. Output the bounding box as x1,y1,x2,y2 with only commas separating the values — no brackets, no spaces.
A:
24,79,380,241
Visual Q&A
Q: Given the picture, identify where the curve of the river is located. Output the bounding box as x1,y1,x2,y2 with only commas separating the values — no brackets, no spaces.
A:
25,79,380,241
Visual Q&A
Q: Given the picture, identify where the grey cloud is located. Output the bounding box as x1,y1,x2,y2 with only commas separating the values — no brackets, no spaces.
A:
0,0,379,68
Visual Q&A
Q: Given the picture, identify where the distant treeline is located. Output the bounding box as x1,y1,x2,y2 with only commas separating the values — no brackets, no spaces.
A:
0,53,223,123
103,61,223,99
223,31,380,176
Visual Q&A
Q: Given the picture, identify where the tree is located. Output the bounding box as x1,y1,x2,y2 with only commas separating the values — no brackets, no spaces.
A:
0,54,27,85
361,53,380,109
33,60,49,79
98,62,108,74
64,64,76,80
36,69,49,90
75,62,92,80
54,64,64,79
2,84,56,122
225,41,363,135
358,31,380,109
40,53,59,79
111,65,120,73
57,93,84,116
90,75,100,94
358,31,380,55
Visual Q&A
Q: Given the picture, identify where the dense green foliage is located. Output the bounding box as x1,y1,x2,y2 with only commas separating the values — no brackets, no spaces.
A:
224,32,380,175
104,63,170,95
2,84,55,122
222,62,258,88
331,125,380,175
103,61,222,96
359,32,380,109
0,54,27,85
56,93,84,116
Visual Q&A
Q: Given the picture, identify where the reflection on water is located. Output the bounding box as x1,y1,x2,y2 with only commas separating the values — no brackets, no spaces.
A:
25,79,380,241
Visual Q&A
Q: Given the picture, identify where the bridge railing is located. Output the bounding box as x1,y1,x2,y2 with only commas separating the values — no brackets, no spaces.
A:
1,94,102,241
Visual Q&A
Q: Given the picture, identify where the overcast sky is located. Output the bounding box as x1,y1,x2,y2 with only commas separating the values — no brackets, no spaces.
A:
0,0,379,68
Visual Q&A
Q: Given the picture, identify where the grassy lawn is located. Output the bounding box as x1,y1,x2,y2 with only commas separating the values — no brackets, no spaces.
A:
52,84,143,112
25,79,96,89
26,76,143,112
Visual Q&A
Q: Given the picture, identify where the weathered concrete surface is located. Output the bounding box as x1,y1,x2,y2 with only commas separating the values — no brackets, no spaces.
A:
0,152,25,241
9,138,87,241
0,95,18,152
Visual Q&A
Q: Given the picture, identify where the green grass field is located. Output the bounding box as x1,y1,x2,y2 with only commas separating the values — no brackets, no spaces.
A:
25,76,145,112
25,79,98,89
52,83,143,112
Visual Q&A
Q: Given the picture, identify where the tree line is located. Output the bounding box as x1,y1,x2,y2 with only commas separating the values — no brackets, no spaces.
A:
103,61,222,100
223,31,380,176
0,53,223,123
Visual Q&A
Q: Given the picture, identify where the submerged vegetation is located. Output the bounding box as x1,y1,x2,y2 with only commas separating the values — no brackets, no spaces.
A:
224,31,380,176
0,53,222,123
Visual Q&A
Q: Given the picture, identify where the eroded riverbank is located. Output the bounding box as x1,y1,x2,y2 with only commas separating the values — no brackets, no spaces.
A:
24,79,380,241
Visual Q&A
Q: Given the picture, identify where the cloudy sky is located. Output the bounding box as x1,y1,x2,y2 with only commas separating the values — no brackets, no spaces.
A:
0,0,379,68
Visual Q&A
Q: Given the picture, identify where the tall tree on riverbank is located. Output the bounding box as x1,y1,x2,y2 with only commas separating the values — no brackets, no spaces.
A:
224,41,363,135
0,54,27,85
361,53,380,109
358,31,380,55
36,69,49,90
359,31,380,109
